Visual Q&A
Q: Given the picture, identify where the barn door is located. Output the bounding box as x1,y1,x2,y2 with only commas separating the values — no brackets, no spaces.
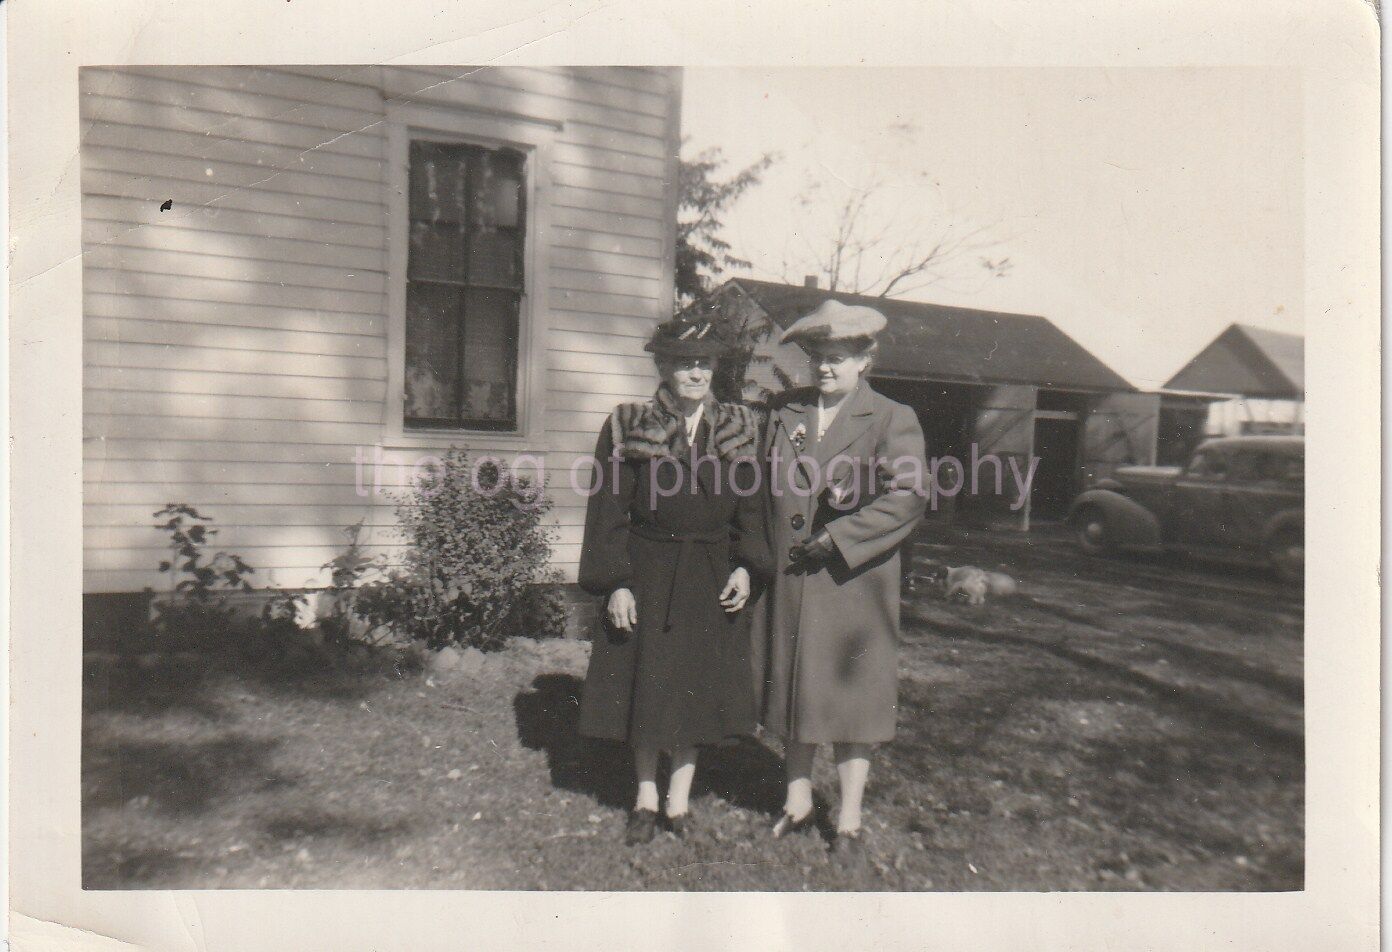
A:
1081,392,1161,484
970,384,1036,525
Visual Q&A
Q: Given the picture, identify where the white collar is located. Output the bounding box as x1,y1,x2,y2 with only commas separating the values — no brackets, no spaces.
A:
816,394,846,437
684,403,705,441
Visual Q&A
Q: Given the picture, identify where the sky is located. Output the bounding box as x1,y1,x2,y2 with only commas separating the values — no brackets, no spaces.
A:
680,68,1304,390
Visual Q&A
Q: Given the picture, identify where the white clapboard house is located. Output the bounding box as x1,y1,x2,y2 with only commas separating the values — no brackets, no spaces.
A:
82,66,681,595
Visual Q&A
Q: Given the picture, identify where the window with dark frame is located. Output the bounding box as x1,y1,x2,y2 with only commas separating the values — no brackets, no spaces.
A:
404,139,526,431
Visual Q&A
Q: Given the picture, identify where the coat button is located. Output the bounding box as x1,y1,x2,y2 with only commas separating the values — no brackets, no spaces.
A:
791,513,805,530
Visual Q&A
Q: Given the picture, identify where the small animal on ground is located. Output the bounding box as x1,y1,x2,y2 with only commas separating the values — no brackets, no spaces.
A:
942,565,1018,605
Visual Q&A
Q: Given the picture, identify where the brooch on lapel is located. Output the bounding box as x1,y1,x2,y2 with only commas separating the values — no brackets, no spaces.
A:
789,422,808,453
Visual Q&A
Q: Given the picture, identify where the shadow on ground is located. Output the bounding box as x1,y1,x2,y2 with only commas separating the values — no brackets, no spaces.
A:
83,734,292,815
512,673,787,817
260,809,415,846
83,610,389,724
512,674,632,810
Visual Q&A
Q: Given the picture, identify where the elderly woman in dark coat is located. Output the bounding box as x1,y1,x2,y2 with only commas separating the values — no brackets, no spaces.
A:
752,299,927,862
576,318,772,845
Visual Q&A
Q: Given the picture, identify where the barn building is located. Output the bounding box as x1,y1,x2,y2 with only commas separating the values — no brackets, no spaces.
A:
714,278,1156,526
82,66,682,594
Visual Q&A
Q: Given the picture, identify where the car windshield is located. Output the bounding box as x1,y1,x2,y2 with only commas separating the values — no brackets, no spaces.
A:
1201,447,1303,486
1185,449,1228,478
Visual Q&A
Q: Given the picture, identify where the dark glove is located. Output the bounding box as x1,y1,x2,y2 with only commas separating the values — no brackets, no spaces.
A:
788,530,836,568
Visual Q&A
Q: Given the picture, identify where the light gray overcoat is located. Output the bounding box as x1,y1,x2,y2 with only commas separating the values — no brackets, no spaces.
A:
751,383,927,744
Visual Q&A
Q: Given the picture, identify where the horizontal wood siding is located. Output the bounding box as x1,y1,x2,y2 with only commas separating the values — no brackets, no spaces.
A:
83,66,677,592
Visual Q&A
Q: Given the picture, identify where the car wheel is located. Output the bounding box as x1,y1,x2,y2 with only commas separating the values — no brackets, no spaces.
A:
1268,529,1304,585
1074,506,1112,556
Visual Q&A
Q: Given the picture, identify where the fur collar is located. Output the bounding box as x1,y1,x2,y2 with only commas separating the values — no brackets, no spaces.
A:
610,385,760,462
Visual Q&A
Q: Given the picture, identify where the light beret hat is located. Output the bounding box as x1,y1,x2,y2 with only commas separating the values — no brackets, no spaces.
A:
779,298,888,346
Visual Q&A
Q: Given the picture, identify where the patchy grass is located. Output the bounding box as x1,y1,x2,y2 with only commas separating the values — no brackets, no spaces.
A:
83,525,1302,891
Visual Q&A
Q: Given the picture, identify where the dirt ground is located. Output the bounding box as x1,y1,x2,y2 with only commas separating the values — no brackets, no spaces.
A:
83,524,1303,891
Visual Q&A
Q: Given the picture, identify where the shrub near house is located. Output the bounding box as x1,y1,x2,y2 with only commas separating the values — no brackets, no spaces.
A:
354,447,567,652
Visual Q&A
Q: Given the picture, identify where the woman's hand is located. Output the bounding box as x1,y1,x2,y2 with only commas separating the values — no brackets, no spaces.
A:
607,587,638,631
788,530,836,568
719,567,751,613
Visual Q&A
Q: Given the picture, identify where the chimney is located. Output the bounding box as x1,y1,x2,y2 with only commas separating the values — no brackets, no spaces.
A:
803,275,819,289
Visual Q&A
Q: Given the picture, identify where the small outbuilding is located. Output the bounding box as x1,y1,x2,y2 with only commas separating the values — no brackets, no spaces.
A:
713,278,1156,526
1157,323,1304,465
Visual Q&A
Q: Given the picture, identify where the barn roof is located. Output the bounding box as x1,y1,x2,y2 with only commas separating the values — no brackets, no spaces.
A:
726,278,1135,392
1163,323,1304,399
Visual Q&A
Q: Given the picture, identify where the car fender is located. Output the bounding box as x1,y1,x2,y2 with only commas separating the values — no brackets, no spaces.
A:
1263,509,1303,543
1068,489,1162,546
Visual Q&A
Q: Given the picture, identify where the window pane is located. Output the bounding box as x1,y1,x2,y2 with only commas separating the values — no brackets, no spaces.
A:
406,219,467,282
474,149,524,229
467,227,522,288
460,288,519,426
409,141,470,223
465,149,524,288
405,282,460,423
408,220,468,283
1265,453,1303,486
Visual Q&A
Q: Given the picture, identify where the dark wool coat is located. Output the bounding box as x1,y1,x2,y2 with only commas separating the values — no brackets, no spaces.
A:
577,389,772,751
750,383,927,744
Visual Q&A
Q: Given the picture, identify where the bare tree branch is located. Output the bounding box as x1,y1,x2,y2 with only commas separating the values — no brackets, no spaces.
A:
789,170,1010,299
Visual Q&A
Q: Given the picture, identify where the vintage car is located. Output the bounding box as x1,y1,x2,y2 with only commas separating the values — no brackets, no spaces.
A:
1067,435,1303,582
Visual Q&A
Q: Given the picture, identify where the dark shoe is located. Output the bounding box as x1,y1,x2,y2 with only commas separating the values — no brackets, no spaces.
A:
772,808,817,839
665,812,691,840
625,808,659,845
830,828,868,867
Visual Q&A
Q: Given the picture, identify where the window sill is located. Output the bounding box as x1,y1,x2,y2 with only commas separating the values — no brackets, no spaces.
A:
382,427,547,452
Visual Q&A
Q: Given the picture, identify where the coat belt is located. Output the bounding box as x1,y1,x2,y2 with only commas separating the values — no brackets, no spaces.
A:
628,522,730,632
628,523,730,545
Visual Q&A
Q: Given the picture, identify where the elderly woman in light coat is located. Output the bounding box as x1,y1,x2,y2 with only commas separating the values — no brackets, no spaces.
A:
752,299,927,862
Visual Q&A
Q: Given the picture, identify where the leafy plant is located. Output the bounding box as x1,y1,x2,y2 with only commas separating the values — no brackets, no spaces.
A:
253,520,394,656
675,145,776,307
315,520,391,646
324,519,378,589
353,448,566,651
771,364,798,393
675,146,776,403
509,582,569,644
147,504,254,635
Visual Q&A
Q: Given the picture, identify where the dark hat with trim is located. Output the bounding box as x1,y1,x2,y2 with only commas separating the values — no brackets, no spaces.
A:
644,318,732,358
